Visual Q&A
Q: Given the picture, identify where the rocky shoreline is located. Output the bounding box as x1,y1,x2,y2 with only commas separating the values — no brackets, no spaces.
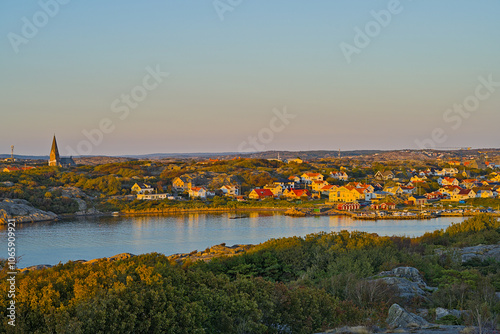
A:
0,199,58,224
18,243,254,271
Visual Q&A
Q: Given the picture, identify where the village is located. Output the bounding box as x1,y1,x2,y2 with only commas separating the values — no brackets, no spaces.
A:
154,162,500,219
2,137,500,220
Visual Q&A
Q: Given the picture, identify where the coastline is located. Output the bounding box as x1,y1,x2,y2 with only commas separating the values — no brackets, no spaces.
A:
8,202,500,224
58,206,290,219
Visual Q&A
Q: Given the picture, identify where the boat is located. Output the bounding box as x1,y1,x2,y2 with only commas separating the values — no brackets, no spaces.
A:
229,215,249,219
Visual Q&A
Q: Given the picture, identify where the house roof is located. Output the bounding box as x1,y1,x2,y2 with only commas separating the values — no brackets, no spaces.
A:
221,185,239,189
411,195,427,200
252,189,274,197
60,157,75,165
276,179,294,184
354,188,367,194
443,177,457,182
442,185,462,190
288,189,310,196
175,176,192,182
3,167,20,171
302,173,322,178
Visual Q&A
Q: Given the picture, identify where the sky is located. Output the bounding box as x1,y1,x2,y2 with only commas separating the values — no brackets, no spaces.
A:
1,0,499,156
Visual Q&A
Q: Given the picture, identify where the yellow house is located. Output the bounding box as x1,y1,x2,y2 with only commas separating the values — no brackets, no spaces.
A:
249,189,274,200
410,175,427,183
131,183,153,194
288,158,303,164
489,175,500,182
283,189,311,199
189,187,207,199
476,189,494,198
311,180,329,191
172,177,192,191
439,186,462,197
2,167,20,173
451,189,476,201
264,184,283,196
320,184,338,196
329,186,359,203
383,186,403,196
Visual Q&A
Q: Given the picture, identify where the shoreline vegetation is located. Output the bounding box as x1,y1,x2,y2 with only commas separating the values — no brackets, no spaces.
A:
1,214,499,333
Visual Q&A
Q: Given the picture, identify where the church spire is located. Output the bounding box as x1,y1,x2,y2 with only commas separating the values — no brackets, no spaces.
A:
49,135,60,166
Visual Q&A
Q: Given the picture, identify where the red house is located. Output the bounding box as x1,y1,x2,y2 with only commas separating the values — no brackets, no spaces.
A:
337,202,360,211
371,202,396,210
249,189,274,200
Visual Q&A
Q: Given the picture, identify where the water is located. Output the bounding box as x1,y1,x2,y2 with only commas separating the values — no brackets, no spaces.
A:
1,212,466,268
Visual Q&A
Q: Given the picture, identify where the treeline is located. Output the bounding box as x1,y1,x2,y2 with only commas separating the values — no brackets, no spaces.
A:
1,215,499,333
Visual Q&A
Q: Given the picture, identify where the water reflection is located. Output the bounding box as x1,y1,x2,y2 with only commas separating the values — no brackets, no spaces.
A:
0,212,466,268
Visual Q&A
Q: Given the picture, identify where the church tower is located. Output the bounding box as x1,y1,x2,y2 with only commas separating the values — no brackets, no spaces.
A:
49,135,60,166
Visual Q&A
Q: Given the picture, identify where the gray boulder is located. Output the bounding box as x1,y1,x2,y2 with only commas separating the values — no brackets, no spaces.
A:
374,267,431,301
386,303,430,329
0,199,58,224
378,267,427,286
435,307,464,320
460,244,500,263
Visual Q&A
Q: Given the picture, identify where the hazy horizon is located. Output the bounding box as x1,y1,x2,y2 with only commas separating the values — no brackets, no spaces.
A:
2,1,499,156
3,147,500,159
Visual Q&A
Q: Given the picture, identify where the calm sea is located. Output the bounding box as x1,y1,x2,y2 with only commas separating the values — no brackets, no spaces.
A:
1,212,466,268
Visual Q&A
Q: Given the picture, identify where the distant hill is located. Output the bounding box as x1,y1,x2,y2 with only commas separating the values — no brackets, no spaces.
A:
123,152,242,159
0,155,48,160
2,148,499,163
74,156,137,165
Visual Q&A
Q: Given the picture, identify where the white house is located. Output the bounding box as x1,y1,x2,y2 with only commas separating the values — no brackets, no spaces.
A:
401,186,416,195
365,191,391,201
330,171,348,181
137,193,168,200
476,189,494,198
442,168,459,176
220,185,240,197
300,173,324,184
438,177,459,186
131,183,154,194
189,187,207,199
273,179,296,190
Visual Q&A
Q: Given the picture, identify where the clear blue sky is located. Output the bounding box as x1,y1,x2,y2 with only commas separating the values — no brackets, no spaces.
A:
1,0,499,156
